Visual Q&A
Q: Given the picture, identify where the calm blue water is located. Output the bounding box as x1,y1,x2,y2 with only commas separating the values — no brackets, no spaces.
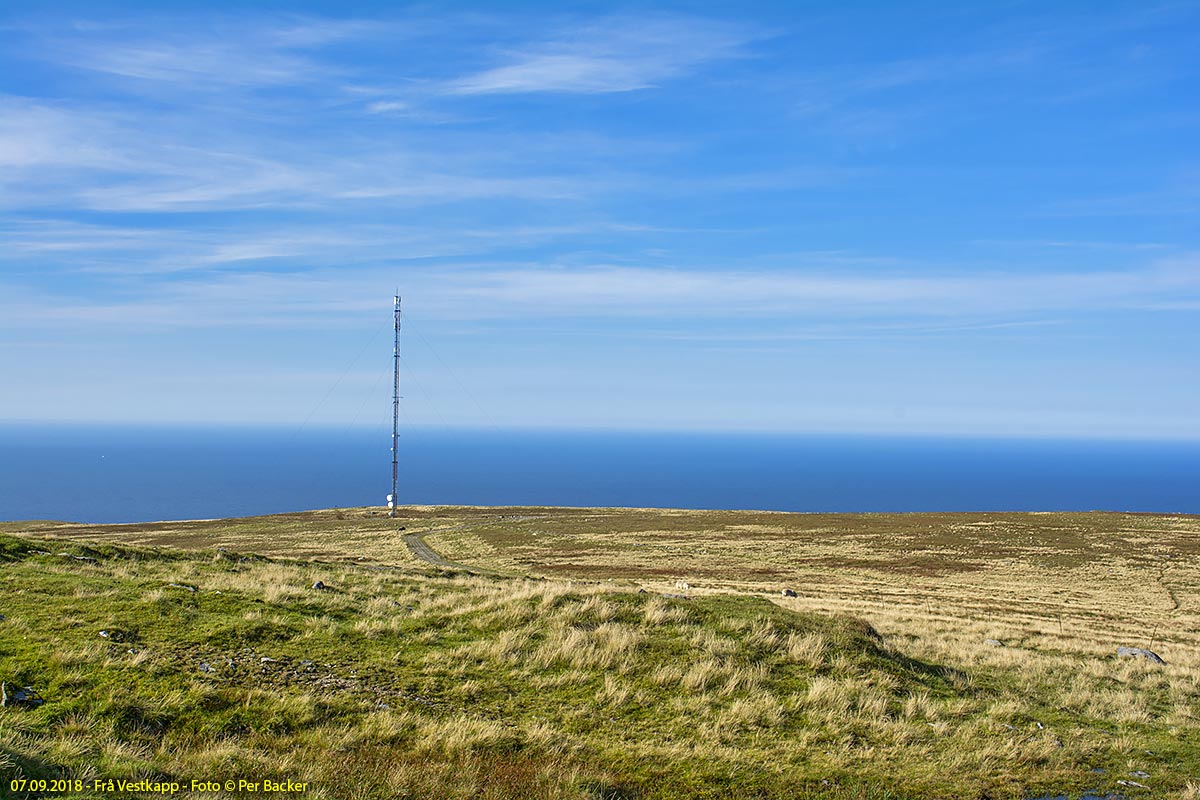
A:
1,423,1197,523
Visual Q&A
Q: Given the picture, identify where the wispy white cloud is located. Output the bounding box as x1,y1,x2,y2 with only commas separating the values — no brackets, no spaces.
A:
0,90,595,212
40,17,382,89
0,97,135,171
365,100,410,114
4,255,1198,330
449,16,756,95
422,259,1200,319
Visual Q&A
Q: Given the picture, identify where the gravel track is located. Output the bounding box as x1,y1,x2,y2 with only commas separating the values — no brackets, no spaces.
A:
402,516,545,572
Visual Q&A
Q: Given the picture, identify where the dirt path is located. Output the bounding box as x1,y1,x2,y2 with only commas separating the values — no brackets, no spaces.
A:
402,515,548,573
403,529,471,569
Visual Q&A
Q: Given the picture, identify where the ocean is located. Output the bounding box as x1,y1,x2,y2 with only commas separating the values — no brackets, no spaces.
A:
1,423,1197,523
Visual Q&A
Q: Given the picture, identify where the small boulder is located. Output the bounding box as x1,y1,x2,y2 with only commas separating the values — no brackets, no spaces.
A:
674,581,690,590
168,583,198,593
662,593,690,600
985,639,1004,647
1,683,44,708
198,662,216,674
1118,779,1149,790
781,589,798,598
1117,646,1165,665
312,581,326,591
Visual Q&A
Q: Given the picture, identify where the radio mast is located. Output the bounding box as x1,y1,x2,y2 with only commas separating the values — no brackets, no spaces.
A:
388,295,401,518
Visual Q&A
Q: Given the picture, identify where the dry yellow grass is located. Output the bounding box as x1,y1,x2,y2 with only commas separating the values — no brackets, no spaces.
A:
4,506,1199,797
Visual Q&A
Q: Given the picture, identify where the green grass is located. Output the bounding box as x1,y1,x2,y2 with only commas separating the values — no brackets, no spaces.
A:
2,509,1199,799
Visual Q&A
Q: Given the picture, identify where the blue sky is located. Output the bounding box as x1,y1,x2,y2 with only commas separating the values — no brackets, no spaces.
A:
2,1,1198,438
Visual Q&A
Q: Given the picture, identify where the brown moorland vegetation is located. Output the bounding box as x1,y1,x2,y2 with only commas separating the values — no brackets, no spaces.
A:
2,507,1197,799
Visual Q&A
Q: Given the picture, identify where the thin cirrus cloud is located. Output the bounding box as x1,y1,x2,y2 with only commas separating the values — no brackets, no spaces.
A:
448,17,758,95
0,94,589,213
40,17,380,90
424,259,1200,319
0,14,760,217
4,258,1197,330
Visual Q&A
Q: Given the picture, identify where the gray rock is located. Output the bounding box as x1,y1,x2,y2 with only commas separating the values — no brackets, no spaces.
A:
1117,646,1165,665
662,593,690,600
1,683,44,708
312,581,326,591
198,662,216,674
1131,771,1150,779
985,639,1004,647
168,583,198,592
260,657,278,664
1117,779,1148,789
782,589,798,598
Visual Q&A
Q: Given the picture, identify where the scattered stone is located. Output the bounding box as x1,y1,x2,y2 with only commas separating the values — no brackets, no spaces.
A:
662,593,690,600
782,589,798,598
1118,779,1148,789
99,629,128,642
168,583,198,593
985,639,1004,647
674,581,690,590
1,683,44,708
1117,646,1165,665
198,662,216,674
637,588,648,594
1131,771,1150,779
260,657,278,664
312,581,326,591
57,552,97,564
0,614,6,622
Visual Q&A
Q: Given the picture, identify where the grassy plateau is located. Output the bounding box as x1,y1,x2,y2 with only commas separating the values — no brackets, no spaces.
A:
1,507,1198,799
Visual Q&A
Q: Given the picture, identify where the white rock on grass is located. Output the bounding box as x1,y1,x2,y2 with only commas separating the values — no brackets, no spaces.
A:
1117,646,1165,665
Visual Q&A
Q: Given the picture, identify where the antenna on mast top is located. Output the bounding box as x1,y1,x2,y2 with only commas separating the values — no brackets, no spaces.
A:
388,294,401,519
